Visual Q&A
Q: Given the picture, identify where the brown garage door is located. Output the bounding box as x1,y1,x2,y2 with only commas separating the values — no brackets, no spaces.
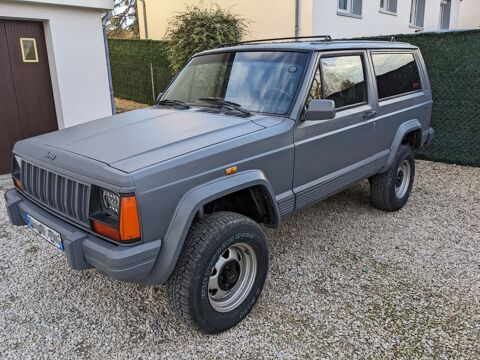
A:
0,19,57,175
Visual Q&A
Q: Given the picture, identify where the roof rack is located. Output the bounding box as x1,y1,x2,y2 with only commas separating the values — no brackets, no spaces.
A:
220,35,332,47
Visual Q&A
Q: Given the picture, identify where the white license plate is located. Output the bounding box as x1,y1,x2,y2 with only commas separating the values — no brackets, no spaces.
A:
26,213,64,251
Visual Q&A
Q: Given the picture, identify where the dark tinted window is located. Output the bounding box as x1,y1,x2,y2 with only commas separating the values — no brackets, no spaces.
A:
372,53,422,99
320,55,367,108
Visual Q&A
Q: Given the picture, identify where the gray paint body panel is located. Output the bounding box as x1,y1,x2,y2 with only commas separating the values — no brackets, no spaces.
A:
6,41,433,284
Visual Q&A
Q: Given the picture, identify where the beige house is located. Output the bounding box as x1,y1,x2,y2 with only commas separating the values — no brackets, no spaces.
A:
137,0,304,40
138,0,472,41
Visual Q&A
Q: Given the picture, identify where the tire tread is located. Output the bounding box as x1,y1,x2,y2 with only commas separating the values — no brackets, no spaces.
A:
370,145,415,212
168,211,259,329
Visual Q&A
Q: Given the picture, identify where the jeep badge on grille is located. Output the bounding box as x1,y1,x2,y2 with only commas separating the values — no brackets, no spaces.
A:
45,152,56,161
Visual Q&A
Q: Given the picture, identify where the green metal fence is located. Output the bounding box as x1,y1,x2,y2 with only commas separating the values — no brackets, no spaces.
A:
367,30,480,167
109,39,172,105
109,30,480,166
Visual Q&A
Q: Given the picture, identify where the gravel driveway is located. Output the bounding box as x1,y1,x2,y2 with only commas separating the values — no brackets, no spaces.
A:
0,160,478,359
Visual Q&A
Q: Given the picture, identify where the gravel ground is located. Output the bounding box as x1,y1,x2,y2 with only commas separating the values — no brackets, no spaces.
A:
0,160,478,359
115,98,149,113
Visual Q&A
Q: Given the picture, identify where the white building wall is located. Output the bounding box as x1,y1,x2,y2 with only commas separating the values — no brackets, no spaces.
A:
458,0,480,28
0,0,113,128
312,0,462,39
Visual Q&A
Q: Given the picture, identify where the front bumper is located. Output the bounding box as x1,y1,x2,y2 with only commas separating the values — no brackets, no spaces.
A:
5,188,161,283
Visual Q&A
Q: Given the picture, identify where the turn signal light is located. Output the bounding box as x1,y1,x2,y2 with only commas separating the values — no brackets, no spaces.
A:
14,178,24,191
119,196,141,240
92,194,141,242
225,165,238,175
92,220,120,241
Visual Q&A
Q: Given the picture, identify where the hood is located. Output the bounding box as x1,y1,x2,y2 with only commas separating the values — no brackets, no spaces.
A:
29,108,272,173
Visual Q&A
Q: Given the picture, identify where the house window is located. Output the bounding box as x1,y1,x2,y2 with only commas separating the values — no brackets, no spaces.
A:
410,0,426,28
372,53,422,100
337,0,363,18
380,0,397,15
439,0,451,29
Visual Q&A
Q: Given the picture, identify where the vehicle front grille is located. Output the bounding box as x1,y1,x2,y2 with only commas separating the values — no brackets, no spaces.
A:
20,161,90,225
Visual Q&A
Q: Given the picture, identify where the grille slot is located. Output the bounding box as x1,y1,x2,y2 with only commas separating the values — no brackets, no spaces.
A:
21,161,90,225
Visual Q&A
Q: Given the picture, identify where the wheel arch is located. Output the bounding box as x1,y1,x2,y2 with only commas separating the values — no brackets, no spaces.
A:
381,119,422,172
141,170,280,285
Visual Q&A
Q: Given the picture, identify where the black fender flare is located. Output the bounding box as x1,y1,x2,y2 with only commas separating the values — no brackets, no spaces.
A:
141,170,280,285
381,119,422,172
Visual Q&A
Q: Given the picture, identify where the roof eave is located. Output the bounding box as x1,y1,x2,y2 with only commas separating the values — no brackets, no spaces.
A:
5,0,114,11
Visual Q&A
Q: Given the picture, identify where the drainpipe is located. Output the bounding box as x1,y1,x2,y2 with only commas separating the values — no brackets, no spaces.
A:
102,11,115,115
294,0,300,38
139,0,149,39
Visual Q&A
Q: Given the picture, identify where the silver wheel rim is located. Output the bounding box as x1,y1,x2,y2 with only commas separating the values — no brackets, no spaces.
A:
208,242,257,313
395,160,411,199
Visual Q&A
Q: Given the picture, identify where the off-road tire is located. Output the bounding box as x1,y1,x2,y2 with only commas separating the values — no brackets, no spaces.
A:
168,211,269,334
370,145,415,211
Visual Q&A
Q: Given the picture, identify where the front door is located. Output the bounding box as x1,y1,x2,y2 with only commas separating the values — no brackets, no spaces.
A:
293,51,378,209
0,19,57,174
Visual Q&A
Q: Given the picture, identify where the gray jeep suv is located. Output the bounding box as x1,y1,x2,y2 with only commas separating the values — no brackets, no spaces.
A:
5,37,435,333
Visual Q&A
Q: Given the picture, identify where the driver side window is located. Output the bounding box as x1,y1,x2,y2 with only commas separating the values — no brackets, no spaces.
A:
307,54,368,109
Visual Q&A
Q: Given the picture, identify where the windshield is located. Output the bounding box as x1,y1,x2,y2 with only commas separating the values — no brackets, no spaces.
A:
162,51,310,115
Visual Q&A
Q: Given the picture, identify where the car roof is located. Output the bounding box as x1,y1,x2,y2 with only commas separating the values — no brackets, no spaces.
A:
200,40,418,55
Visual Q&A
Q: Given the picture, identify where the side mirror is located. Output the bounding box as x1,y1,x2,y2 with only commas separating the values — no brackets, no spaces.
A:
155,92,164,102
304,99,336,121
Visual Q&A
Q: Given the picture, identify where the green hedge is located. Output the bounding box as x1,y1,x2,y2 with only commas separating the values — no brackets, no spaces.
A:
109,39,172,105
363,30,480,167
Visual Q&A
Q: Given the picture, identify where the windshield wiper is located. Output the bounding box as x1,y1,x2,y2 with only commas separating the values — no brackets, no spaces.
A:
197,97,251,116
155,99,190,109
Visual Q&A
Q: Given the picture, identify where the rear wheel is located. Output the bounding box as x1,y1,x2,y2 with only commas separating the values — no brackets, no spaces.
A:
370,145,415,211
168,211,268,333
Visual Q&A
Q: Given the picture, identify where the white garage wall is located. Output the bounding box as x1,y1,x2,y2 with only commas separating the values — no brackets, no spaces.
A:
0,1,113,128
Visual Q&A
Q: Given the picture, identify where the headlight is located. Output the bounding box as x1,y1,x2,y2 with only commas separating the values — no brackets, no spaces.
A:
14,154,22,169
12,154,23,190
101,189,120,217
91,189,141,243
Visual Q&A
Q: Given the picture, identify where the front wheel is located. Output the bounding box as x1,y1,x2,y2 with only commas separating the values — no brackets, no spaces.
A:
168,212,269,333
370,145,415,211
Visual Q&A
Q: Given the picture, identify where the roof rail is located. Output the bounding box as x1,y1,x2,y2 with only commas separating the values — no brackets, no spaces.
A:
220,35,332,47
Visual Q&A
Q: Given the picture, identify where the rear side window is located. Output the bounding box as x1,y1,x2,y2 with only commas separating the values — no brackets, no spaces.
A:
372,53,422,100
320,55,367,108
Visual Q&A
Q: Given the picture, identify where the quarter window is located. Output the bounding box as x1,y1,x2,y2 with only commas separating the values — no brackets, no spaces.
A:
372,53,422,100
307,66,323,101
319,55,367,109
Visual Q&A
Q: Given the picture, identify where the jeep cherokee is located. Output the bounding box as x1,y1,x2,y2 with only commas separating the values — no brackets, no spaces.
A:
5,37,435,333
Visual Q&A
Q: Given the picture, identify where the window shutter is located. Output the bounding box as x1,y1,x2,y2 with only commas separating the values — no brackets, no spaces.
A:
416,0,426,27
352,0,363,15
388,0,397,13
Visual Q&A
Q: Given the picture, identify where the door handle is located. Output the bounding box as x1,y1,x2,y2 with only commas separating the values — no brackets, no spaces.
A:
363,111,378,120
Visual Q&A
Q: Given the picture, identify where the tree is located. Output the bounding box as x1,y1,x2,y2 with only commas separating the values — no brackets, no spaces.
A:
107,0,139,39
165,5,247,73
